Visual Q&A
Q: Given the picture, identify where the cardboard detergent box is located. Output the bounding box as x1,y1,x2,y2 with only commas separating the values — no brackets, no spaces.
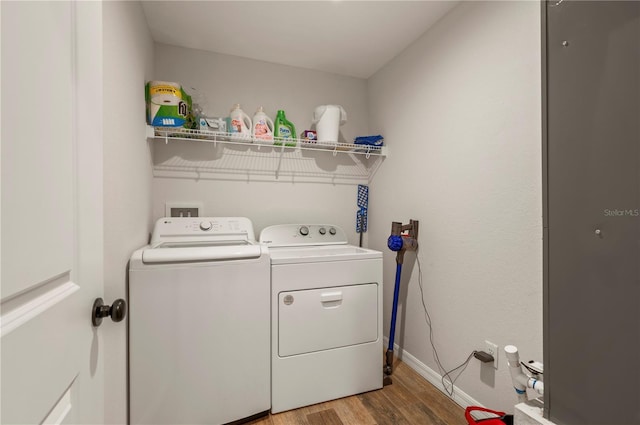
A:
145,81,193,127
198,117,227,133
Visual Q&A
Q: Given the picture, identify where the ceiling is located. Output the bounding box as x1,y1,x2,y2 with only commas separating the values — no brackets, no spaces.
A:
141,1,459,79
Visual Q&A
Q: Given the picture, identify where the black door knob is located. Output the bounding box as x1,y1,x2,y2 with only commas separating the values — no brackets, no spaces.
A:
92,297,127,327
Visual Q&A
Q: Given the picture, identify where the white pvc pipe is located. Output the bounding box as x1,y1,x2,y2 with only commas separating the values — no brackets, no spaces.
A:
505,345,545,397
527,376,544,395
505,345,528,402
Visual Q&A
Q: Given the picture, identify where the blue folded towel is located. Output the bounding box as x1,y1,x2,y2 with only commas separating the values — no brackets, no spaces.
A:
353,135,384,147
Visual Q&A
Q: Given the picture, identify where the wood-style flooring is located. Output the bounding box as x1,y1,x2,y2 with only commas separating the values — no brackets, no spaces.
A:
246,358,466,425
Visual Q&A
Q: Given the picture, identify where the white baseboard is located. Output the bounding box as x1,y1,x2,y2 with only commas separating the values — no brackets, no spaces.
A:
383,337,482,409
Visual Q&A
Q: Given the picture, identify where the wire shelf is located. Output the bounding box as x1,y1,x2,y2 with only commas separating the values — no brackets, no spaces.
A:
147,126,388,184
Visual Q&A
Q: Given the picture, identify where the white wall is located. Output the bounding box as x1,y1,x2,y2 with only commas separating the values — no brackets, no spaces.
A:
368,1,542,412
152,44,370,240
103,2,154,423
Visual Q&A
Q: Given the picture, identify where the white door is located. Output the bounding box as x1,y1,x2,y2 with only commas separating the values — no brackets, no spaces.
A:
1,2,106,424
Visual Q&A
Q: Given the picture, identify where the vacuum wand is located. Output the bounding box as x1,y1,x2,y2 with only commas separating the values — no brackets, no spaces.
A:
385,219,419,375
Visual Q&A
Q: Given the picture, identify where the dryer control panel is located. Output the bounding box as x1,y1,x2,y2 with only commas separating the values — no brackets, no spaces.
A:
260,224,347,247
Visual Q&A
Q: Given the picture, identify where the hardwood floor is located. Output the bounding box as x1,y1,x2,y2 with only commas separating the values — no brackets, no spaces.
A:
246,358,467,425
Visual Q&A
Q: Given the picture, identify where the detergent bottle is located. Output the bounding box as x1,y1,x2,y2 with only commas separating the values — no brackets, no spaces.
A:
228,104,252,140
252,106,274,143
274,110,297,147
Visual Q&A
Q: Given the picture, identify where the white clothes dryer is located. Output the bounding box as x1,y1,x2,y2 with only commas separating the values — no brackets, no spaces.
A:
259,224,383,414
129,217,270,425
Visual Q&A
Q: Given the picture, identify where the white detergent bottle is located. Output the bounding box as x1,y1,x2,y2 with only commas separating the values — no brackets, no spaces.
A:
252,106,274,143
229,104,252,140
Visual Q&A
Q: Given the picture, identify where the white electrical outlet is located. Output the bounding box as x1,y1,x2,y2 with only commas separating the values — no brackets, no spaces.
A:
485,340,499,369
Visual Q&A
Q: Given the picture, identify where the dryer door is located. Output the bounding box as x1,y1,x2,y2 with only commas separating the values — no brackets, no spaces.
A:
278,283,378,357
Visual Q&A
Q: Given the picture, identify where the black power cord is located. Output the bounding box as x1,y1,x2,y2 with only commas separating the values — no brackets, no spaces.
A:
415,251,477,398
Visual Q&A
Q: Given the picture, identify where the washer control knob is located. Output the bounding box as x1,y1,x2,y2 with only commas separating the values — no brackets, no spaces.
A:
329,227,337,235
299,226,309,236
199,221,212,231
319,227,326,235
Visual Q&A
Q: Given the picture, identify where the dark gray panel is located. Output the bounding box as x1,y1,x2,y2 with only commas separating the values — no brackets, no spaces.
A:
545,1,640,424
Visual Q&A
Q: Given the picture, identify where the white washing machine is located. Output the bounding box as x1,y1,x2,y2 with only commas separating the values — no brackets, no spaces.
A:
259,224,383,413
129,217,270,425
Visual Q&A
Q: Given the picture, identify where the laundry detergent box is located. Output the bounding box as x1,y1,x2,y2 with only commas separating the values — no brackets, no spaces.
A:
145,81,193,127
198,117,227,133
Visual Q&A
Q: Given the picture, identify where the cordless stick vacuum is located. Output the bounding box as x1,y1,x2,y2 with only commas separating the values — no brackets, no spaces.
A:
385,220,419,375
